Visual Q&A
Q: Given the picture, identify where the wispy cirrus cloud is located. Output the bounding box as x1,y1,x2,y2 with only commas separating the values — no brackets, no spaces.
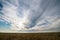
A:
0,0,60,32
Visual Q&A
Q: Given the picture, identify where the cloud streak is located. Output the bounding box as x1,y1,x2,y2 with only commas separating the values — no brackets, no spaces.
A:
0,0,60,32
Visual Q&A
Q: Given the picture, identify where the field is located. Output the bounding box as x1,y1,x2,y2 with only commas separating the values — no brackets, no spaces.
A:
0,32,60,40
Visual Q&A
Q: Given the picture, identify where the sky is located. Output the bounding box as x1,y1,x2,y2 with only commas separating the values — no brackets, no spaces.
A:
0,0,60,33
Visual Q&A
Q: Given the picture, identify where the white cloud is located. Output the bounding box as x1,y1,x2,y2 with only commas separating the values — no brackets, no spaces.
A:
31,17,60,31
0,0,60,32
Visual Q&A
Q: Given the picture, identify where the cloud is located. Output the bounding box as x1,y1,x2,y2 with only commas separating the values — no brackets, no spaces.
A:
31,16,60,31
0,0,60,32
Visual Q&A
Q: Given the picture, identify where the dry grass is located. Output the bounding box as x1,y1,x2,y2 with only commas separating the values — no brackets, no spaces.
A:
0,32,60,40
